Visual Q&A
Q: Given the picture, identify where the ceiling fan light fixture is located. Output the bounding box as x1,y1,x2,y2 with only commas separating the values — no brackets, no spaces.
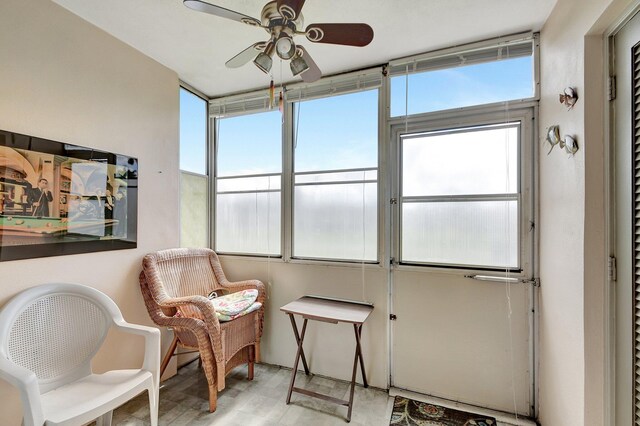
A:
254,42,275,74
275,35,296,60
290,55,309,76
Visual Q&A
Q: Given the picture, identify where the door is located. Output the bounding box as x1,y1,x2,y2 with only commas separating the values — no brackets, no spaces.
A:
613,10,640,425
389,109,535,416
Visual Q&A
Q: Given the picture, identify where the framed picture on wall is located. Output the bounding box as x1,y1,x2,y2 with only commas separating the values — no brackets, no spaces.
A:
0,129,138,261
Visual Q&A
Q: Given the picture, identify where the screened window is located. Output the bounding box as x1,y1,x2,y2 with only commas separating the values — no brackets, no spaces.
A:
215,110,281,256
391,55,533,117
179,88,208,248
293,90,378,261
400,123,520,269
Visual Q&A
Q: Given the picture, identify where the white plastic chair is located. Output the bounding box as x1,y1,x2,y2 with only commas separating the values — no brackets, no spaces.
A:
0,283,160,426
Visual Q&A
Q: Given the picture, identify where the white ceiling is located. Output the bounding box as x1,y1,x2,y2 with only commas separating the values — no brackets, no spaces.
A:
52,0,557,98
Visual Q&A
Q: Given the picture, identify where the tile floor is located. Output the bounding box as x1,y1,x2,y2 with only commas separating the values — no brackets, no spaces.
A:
110,360,394,426
109,360,533,426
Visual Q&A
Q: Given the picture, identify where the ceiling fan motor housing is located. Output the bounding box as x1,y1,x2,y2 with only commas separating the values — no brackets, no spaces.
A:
261,1,303,30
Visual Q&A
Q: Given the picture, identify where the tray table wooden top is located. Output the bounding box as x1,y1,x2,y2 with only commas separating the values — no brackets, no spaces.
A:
280,296,373,324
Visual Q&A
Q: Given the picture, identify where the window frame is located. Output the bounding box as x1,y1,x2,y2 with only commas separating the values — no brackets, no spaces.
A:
212,109,284,258
207,33,539,274
179,84,210,249
289,89,382,264
389,104,535,276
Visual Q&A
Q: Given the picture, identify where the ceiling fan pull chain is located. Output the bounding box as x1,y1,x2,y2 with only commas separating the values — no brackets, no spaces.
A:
269,79,275,109
279,91,285,115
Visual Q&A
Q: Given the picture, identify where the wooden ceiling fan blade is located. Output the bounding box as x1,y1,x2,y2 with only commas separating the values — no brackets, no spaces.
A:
183,0,262,27
297,46,321,83
225,42,266,68
277,0,306,21
305,23,374,47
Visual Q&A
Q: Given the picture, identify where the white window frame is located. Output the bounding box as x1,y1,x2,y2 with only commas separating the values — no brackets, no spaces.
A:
289,89,381,264
389,104,536,276
212,109,284,257
206,33,539,273
179,84,210,248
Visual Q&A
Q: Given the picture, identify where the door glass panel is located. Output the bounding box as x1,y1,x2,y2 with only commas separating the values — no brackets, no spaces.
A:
400,122,520,268
402,124,518,197
402,200,518,268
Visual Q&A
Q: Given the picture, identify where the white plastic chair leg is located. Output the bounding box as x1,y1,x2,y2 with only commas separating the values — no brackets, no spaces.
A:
148,388,159,426
96,410,113,426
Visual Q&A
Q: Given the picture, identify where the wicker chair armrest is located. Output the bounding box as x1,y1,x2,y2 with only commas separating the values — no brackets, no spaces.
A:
146,309,198,328
157,295,221,333
221,279,266,304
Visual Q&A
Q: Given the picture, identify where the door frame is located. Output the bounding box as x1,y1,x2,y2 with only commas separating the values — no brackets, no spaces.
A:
606,4,640,425
387,102,538,416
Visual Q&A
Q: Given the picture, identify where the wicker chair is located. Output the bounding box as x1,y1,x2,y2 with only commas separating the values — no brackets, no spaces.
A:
139,248,265,412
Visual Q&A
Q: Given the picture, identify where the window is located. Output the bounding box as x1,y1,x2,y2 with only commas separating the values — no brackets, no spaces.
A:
390,41,534,117
207,35,536,270
399,122,520,269
215,110,281,256
292,90,378,261
179,88,208,248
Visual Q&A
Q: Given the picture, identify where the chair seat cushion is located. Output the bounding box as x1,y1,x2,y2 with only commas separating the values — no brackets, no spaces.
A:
210,289,258,316
216,301,262,322
175,289,261,322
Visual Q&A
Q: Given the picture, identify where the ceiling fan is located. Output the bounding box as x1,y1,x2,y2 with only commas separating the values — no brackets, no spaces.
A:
183,0,374,83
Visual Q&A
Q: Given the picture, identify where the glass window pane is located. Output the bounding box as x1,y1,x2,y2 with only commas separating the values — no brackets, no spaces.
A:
295,170,377,184
402,124,518,197
180,88,207,174
217,111,282,177
216,192,280,255
217,175,281,192
216,110,282,256
294,183,377,261
391,56,533,117
401,200,518,268
293,89,379,261
180,172,208,248
294,90,378,172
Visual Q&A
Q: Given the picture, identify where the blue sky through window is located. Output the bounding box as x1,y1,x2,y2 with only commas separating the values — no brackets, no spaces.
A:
217,111,282,177
295,90,378,172
180,56,533,174
391,56,533,117
179,88,207,175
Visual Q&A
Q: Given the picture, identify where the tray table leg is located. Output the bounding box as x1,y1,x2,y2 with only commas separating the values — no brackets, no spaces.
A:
346,323,367,422
356,324,368,388
289,314,310,374
286,316,308,404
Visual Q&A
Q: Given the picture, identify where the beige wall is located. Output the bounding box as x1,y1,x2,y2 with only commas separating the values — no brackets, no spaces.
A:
539,0,633,425
220,257,389,388
0,0,180,424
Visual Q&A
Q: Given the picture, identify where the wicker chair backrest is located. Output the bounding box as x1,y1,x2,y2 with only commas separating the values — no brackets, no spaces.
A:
144,248,224,300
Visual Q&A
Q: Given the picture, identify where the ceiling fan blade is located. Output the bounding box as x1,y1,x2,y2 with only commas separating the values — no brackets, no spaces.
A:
297,46,321,83
225,42,266,68
305,23,374,47
183,0,262,27
277,0,306,21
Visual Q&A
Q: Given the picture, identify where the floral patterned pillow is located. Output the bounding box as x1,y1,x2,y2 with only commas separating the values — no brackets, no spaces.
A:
210,289,258,316
216,302,261,322
175,289,259,322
